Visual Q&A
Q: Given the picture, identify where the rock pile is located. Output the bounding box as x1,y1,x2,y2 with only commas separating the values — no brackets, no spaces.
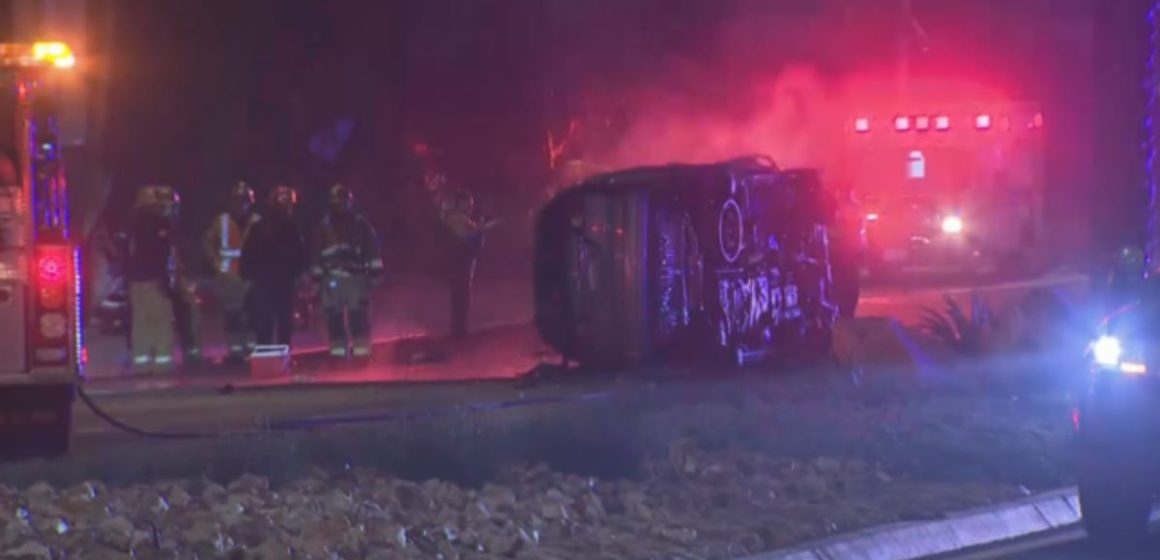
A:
0,443,1028,559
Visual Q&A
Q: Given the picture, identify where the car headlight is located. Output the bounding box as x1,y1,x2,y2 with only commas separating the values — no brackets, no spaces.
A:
1093,336,1122,367
941,215,964,234
1090,335,1148,375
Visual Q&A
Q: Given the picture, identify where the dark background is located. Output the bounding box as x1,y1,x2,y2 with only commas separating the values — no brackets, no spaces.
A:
0,0,1152,280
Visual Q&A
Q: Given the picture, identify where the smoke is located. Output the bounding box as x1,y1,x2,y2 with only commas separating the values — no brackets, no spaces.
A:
590,63,847,180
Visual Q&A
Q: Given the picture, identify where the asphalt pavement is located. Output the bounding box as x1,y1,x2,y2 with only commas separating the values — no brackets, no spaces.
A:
68,270,1092,442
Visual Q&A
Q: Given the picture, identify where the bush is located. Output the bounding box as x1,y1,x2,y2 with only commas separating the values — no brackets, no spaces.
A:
919,293,996,356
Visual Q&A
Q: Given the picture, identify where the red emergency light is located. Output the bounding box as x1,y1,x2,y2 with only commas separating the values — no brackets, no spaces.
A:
915,116,931,131
37,248,68,286
975,114,992,130
854,117,870,133
894,116,910,132
935,115,950,131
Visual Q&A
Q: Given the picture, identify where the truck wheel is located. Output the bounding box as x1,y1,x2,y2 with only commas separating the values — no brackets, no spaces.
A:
1079,460,1153,545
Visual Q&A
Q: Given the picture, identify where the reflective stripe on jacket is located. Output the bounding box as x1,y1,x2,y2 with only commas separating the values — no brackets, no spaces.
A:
311,214,383,278
204,212,259,277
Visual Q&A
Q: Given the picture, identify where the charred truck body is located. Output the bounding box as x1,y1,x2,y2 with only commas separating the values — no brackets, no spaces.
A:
533,157,838,369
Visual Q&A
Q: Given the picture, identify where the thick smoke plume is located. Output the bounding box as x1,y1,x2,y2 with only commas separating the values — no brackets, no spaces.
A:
591,64,847,177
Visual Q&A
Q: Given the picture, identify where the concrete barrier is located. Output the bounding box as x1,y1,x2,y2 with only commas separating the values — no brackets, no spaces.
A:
748,488,1082,560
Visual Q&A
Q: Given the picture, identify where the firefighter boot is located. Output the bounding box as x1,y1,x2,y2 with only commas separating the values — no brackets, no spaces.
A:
349,306,372,362
182,292,205,368
325,309,349,360
223,308,249,364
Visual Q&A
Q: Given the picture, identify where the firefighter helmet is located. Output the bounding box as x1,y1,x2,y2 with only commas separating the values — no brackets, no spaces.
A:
136,185,179,214
268,185,297,211
154,185,179,216
230,181,256,204
329,183,354,213
134,185,157,209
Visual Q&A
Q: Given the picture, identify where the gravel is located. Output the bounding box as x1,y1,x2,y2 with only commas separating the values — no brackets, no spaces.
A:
0,365,1076,559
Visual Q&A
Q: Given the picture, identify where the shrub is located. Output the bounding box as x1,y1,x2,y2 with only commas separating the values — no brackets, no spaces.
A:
918,293,996,356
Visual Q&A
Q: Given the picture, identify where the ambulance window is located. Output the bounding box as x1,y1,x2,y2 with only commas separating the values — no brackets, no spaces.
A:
907,150,926,180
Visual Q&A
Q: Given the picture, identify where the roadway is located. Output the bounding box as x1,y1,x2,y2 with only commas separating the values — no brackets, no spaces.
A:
70,270,1091,439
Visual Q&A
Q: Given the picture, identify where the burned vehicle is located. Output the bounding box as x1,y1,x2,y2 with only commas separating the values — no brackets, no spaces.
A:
533,156,839,369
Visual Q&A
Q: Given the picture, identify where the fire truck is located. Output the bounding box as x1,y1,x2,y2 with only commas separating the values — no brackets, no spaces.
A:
842,101,1048,280
0,41,81,458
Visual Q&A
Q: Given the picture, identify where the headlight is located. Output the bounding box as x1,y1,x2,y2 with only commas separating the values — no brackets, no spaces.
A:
1093,336,1123,367
941,215,964,234
1090,335,1148,375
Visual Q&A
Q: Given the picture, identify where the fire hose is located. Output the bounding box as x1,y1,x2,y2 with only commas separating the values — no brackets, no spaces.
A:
74,383,617,441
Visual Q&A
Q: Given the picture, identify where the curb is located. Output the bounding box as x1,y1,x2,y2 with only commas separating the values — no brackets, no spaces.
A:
747,488,1083,560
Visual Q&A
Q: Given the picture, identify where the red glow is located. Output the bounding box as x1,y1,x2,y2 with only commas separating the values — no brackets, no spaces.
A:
854,118,870,133
37,249,68,286
894,116,910,131
935,115,950,130
975,114,992,129
915,116,930,131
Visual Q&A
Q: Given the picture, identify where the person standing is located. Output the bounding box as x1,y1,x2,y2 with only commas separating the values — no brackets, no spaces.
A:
439,189,498,338
241,186,306,347
829,186,865,319
203,181,261,363
311,183,384,361
126,185,180,374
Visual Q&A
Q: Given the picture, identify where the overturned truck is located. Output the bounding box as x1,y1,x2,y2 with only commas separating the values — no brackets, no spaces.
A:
533,156,839,369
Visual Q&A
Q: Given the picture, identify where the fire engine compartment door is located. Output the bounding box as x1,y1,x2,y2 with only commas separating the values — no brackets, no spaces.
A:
0,186,26,374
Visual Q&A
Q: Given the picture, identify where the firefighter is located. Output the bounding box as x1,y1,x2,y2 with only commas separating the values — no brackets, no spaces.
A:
168,193,203,367
240,186,306,347
311,183,383,360
439,189,498,337
126,185,180,373
203,181,261,363
829,186,865,319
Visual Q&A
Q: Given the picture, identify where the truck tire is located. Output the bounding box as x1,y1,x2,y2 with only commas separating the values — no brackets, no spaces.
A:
1079,459,1152,545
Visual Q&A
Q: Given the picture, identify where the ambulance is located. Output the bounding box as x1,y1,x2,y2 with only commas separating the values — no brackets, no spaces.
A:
843,101,1047,280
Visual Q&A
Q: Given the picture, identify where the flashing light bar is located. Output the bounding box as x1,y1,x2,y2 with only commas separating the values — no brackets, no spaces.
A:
856,113,1038,134
0,41,76,69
